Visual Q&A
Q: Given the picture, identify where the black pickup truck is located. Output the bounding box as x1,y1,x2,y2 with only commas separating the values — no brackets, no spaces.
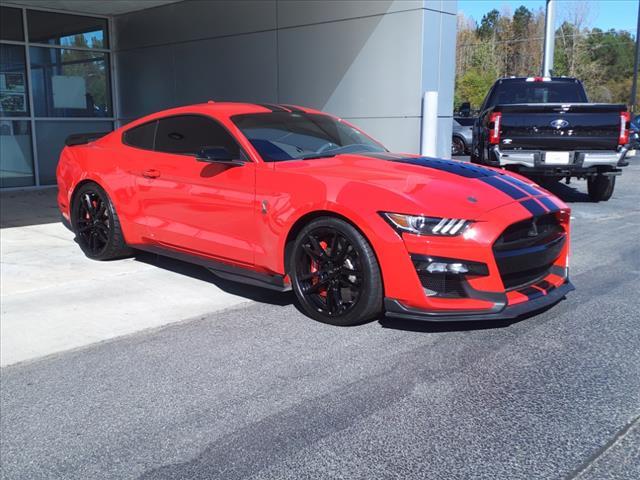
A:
472,77,631,201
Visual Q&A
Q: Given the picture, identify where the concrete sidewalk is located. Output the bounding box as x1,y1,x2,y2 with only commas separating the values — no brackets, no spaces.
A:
0,189,259,366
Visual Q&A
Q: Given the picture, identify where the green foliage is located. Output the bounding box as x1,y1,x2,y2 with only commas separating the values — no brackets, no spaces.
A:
455,69,497,108
477,9,501,40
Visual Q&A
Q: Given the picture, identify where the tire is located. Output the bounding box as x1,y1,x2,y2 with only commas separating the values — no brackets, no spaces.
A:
451,137,465,156
289,217,383,326
71,182,133,260
587,175,615,202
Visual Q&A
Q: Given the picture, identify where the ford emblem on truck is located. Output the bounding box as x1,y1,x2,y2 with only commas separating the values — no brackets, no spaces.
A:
550,119,570,129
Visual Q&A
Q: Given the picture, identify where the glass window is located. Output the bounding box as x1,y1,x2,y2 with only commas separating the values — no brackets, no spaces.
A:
29,47,111,117
0,44,30,117
0,120,34,188
27,10,108,49
123,121,157,150
232,112,385,162
155,115,240,156
0,7,24,41
488,81,588,107
35,120,112,185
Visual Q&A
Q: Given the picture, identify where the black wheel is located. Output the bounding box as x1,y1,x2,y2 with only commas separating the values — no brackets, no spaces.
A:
72,183,132,260
451,137,465,156
289,217,382,326
587,175,615,202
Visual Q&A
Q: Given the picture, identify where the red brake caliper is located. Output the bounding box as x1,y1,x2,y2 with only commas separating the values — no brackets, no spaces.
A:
311,240,328,297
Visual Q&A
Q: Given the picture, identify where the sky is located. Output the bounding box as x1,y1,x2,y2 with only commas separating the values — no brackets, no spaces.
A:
457,0,639,34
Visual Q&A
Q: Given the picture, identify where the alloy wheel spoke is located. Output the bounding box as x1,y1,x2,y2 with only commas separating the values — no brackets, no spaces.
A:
299,271,321,282
326,285,343,315
303,278,330,294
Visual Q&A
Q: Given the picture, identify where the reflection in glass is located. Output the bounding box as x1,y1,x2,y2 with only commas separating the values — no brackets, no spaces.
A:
30,47,111,117
0,120,34,188
0,44,30,117
0,7,24,41
27,10,108,49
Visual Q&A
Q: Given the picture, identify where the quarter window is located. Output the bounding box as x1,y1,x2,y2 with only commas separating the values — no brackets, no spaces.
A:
123,121,156,150
155,115,240,157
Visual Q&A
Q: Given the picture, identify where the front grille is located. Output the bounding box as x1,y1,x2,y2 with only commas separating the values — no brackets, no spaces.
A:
417,272,467,298
493,213,565,291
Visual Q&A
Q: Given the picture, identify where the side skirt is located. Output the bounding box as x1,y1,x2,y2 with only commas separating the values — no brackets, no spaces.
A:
135,244,291,292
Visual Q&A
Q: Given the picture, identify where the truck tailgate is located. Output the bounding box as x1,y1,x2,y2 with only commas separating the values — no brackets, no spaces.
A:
495,103,623,151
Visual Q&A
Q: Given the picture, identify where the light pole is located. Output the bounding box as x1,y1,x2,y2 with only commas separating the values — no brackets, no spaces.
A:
542,0,556,77
630,0,640,112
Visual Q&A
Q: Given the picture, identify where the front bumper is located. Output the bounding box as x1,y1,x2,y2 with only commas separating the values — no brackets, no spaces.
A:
385,280,574,322
491,146,629,170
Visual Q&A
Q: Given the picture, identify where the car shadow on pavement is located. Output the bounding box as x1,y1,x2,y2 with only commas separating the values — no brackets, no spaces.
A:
133,251,294,306
538,180,591,203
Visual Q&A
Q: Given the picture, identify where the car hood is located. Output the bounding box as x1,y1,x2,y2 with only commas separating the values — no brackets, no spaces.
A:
273,152,555,219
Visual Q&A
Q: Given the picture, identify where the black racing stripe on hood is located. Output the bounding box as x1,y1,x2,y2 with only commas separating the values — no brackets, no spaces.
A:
479,176,528,200
520,199,547,216
499,175,545,196
537,196,560,213
396,157,500,178
360,153,500,178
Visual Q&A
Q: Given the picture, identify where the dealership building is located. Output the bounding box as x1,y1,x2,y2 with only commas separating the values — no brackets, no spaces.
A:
0,0,457,189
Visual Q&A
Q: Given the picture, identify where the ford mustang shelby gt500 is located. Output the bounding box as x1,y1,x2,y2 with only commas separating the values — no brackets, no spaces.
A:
57,102,573,326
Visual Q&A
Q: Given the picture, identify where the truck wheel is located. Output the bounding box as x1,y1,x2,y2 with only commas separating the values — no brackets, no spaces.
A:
587,175,615,202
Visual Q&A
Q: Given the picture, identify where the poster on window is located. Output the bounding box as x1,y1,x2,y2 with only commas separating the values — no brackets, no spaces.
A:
52,76,87,109
0,72,27,114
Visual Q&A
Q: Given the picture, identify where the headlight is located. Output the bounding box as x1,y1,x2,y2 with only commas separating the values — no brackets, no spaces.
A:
381,212,472,236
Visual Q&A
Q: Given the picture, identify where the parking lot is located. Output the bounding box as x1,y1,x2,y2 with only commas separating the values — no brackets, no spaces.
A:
1,159,639,479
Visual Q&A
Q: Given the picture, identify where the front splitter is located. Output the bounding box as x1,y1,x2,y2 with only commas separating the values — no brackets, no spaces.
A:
384,281,574,322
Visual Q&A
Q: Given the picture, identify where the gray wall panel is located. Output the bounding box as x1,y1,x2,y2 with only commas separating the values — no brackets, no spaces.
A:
424,0,458,15
277,0,421,28
114,1,457,154
117,45,176,119
346,117,421,153
436,116,453,158
172,31,278,106
420,4,456,157
436,11,456,117
114,0,276,50
278,9,423,118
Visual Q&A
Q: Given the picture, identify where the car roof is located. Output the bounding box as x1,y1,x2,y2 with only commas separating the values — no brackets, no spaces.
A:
141,102,323,119
122,102,327,131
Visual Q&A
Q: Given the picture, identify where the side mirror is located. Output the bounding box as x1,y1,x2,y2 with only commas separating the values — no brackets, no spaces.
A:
196,146,244,165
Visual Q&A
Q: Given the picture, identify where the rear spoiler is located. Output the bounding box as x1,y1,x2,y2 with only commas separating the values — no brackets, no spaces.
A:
65,132,109,147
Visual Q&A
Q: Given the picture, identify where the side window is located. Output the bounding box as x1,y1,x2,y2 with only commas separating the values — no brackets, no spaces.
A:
123,121,157,150
155,115,240,157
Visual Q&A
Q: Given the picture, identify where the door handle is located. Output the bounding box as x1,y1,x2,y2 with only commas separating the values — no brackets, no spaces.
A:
142,169,160,179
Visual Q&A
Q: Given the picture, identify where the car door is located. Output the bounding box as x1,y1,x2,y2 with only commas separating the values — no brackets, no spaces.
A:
136,114,256,266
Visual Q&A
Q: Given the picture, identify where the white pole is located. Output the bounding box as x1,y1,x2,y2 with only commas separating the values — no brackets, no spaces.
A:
421,91,438,157
542,0,556,77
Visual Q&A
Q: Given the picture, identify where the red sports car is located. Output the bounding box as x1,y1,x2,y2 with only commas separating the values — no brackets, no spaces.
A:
57,102,573,326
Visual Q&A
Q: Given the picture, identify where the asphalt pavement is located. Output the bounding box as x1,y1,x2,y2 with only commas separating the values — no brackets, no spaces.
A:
1,160,639,479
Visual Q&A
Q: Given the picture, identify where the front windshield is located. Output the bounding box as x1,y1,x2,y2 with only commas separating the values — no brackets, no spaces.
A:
232,112,386,162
